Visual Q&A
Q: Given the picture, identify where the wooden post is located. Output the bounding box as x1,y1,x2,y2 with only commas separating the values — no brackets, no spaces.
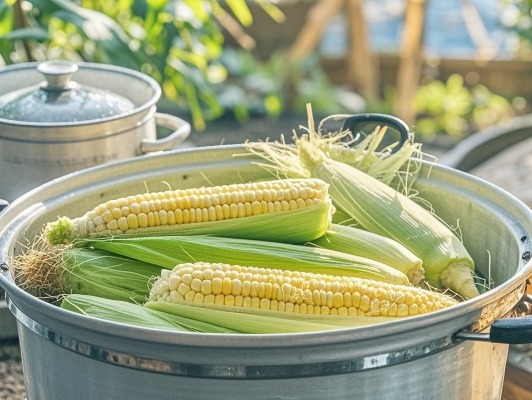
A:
346,0,378,101
13,0,34,61
394,0,426,125
285,0,344,111
287,0,345,63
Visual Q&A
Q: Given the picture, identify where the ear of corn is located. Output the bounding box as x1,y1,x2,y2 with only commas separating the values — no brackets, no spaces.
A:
44,178,333,246
148,262,458,321
297,139,478,298
246,107,479,299
12,246,161,302
310,224,425,285
60,294,237,333
86,234,410,285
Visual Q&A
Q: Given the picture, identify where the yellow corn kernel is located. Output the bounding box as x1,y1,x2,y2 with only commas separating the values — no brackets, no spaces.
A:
45,178,331,245
149,262,458,317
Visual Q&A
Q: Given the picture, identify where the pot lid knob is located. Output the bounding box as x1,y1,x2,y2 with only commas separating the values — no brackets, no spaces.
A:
37,61,78,91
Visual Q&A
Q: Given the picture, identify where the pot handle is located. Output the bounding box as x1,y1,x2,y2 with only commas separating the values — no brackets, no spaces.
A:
454,294,532,344
341,113,410,154
140,113,191,154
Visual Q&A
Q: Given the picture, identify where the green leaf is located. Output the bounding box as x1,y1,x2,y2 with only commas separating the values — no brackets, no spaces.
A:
0,27,50,41
49,3,140,69
146,0,168,11
225,0,253,27
62,294,237,333
257,0,286,23
184,0,209,21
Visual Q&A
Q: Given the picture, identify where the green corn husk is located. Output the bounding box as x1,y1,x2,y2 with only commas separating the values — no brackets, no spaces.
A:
11,244,161,302
297,140,478,298
84,234,410,285
146,301,400,334
61,249,161,303
47,201,332,246
310,224,425,285
61,294,398,335
61,294,237,333
246,105,479,299
44,178,333,246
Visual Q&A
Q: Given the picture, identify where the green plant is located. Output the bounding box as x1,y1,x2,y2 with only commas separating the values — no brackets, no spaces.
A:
367,74,516,140
500,0,532,58
413,74,474,138
0,0,280,130
413,74,515,139
214,48,348,121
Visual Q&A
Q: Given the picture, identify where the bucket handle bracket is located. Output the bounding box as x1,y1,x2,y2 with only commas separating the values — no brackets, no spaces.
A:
454,294,532,344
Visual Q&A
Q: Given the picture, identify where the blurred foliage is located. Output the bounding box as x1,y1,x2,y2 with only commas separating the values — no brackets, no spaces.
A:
368,74,515,141
0,0,286,130
0,0,345,130
1,0,525,139
413,74,515,139
214,48,346,121
500,0,532,58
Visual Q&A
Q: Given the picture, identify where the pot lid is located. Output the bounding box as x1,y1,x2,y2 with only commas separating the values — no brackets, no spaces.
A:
0,61,135,123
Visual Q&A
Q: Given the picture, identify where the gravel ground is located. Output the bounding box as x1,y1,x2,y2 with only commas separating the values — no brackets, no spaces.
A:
0,339,25,400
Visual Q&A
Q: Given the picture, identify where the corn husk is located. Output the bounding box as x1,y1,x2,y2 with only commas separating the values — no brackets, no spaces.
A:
146,300,400,334
310,224,424,285
61,294,236,333
61,293,399,335
84,234,410,285
245,105,478,299
11,243,161,302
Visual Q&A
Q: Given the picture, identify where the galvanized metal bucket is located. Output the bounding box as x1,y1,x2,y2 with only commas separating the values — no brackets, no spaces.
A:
0,145,531,400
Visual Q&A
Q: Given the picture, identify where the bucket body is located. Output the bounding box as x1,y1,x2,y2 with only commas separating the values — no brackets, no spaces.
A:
1,145,531,400
12,318,507,400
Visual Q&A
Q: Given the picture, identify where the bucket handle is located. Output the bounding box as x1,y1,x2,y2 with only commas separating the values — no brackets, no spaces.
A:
341,113,410,154
140,113,191,153
454,293,532,344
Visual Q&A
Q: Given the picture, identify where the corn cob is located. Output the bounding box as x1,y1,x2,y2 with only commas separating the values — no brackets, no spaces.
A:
148,262,458,318
296,138,478,299
44,178,332,245
310,224,424,285
246,108,479,299
87,234,410,285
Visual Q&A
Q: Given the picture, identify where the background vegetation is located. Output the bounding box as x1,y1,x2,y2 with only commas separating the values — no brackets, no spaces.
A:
0,0,529,140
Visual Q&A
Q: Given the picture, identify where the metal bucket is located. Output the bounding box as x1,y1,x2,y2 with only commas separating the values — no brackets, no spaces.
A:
0,61,191,202
0,145,531,400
